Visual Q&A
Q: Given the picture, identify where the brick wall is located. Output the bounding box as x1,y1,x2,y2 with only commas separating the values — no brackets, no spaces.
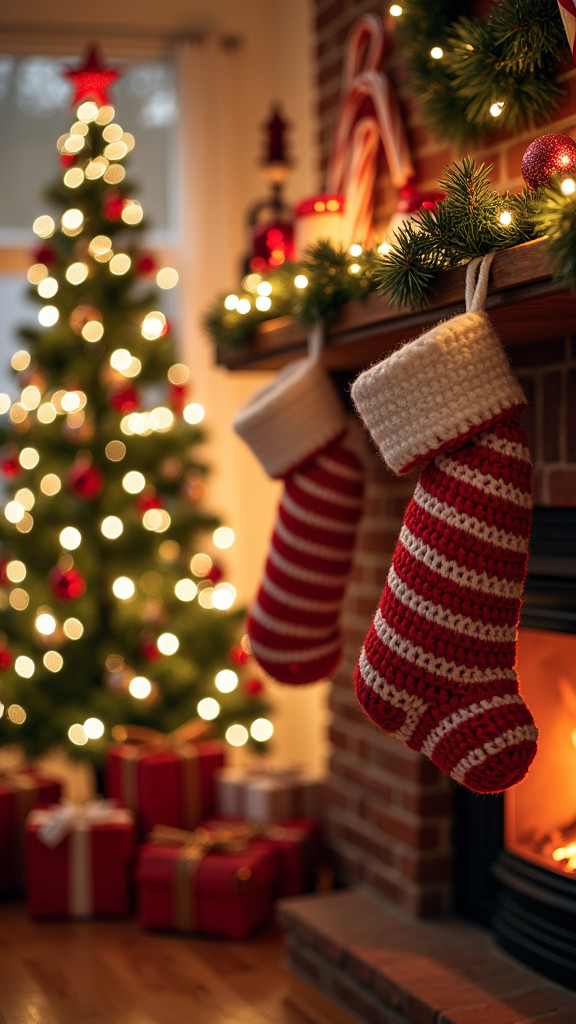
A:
314,0,576,917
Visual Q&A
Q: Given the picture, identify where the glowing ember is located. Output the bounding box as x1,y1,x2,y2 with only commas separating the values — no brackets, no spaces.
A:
552,843,576,872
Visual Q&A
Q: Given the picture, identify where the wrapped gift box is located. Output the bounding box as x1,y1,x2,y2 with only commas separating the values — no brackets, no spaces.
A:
106,739,225,838
26,800,135,919
205,817,320,898
214,765,324,823
136,824,278,939
0,768,62,897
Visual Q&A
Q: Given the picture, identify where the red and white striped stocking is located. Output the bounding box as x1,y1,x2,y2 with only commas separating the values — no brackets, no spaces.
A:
234,358,364,685
351,265,538,794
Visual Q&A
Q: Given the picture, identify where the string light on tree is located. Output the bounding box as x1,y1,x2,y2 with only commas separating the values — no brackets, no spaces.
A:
0,42,272,757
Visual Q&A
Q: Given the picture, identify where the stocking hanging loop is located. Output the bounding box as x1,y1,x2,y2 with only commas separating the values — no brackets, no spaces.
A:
307,322,325,362
465,251,495,312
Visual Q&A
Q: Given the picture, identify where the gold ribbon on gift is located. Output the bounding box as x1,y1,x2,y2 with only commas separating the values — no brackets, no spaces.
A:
148,822,251,931
112,719,213,828
31,799,133,918
1,768,43,889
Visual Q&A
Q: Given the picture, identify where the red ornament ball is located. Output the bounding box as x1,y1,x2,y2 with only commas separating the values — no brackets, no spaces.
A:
103,193,125,221
1,451,23,478
67,460,105,500
0,560,10,587
229,643,249,667
48,565,86,601
137,489,162,512
207,563,224,584
140,637,161,661
0,646,12,671
110,384,139,413
521,133,576,189
244,677,264,696
137,254,156,275
33,244,56,266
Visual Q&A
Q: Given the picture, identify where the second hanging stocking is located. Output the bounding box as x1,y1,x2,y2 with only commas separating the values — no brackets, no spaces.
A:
351,256,538,794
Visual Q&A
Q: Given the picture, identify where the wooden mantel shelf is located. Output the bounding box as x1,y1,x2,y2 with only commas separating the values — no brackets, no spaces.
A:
216,238,576,373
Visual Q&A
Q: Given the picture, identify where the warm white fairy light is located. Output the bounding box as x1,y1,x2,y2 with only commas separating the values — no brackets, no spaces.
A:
224,294,239,310
349,243,363,257
257,281,273,296
51,391,67,414
15,656,35,678
6,560,26,583
149,407,173,431
109,253,131,275
0,394,10,415
190,553,212,576
157,267,178,289
121,200,143,225
66,262,89,285
33,215,55,238
122,132,135,151
11,350,31,371
561,178,576,195
129,676,152,700
236,298,251,315
61,208,84,232
63,135,85,155
166,363,189,386
19,447,39,469
110,349,132,372
7,704,26,724
61,391,81,413
212,583,237,610
38,305,59,327
122,470,146,494
174,578,197,602
82,321,104,343
141,311,166,340
499,210,513,226
225,724,249,747
113,576,136,600
104,140,128,161
27,264,48,285
294,274,308,289
198,587,214,609
38,277,58,299
250,718,274,742
255,296,272,311
21,386,42,410
63,617,83,640
5,501,25,524
389,3,403,14
14,488,34,510
142,509,171,533
84,717,105,739
103,123,123,142
157,632,179,655
40,473,61,496
197,697,220,721
44,650,64,672
183,402,205,425
63,167,85,189
9,588,29,610
89,235,112,258
59,527,81,550
85,158,108,181
430,46,444,59
105,440,126,462
101,516,124,539
68,723,88,746
242,273,262,293
349,262,361,275
77,101,98,122
213,526,235,549
215,669,238,693
16,512,33,534
104,164,125,185
35,612,57,636
95,104,115,125
490,101,505,118
10,404,28,425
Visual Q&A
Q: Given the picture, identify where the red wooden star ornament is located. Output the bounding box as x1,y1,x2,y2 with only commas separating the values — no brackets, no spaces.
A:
64,46,120,107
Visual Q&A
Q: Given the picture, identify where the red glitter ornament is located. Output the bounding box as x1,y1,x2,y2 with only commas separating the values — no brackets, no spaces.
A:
140,637,161,661
521,133,576,189
169,384,187,416
1,452,23,477
137,254,156,275
67,459,105,500
63,46,120,108
137,489,162,512
103,193,125,221
244,677,264,696
207,563,224,584
229,644,249,667
110,385,139,412
60,153,77,168
33,245,56,266
0,646,12,671
48,565,86,601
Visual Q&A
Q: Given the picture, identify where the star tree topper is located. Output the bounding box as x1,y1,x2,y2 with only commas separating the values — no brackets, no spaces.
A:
64,45,121,107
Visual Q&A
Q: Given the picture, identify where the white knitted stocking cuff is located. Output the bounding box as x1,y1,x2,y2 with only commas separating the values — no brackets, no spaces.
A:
351,311,526,476
233,357,346,478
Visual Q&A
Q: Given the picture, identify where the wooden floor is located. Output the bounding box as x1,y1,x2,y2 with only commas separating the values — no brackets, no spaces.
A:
0,902,322,1024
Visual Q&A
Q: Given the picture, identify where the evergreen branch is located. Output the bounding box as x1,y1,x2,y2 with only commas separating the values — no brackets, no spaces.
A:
534,177,576,294
372,223,445,310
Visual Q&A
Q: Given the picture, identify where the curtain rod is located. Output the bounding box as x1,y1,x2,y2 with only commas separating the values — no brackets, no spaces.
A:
0,22,244,59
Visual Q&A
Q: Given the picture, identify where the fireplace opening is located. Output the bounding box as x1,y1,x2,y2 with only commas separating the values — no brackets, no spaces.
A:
454,507,576,989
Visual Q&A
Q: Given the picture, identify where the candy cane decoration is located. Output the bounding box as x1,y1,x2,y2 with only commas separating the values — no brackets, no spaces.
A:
558,0,576,62
327,14,414,247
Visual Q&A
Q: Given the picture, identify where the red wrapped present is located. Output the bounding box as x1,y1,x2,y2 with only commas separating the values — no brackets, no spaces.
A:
105,720,225,837
204,817,320,898
136,823,278,939
26,799,135,918
0,767,62,897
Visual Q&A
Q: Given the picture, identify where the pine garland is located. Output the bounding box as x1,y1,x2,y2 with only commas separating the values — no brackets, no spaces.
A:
395,0,570,145
204,157,576,350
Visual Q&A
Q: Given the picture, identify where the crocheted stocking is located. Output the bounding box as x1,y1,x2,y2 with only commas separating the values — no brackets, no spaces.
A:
234,358,364,685
351,275,538,793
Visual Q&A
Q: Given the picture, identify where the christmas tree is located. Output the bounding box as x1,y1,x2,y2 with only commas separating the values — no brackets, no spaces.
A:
0,48,271,762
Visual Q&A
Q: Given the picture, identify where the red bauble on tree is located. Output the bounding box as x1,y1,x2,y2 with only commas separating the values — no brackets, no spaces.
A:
33,244,56,266
244,677,264,696
140,636,161,661
0,646,12,671
0,560,10,587
207,562,224,584
103,193,125,221
136,254,156,275
1,451,23,478
229,643,249,667
48,565,86,601
110,384,139,413
168,384,187,416
521,133,576,189
137,489,162,512
67,459,105,500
